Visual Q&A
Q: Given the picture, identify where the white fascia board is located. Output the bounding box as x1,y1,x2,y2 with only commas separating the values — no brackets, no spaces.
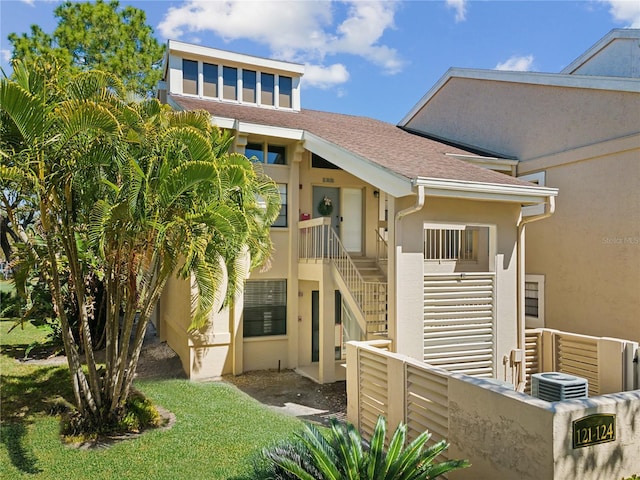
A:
236,122,304,140
561,28,640,74
302,132,413,198
399,67,640,126
210,116,236,130
414,177,558,204
168,39,305,75
207,115,304,140
445,153,519,172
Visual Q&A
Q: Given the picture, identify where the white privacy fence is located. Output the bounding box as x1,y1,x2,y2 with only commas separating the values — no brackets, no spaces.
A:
346,340,452,458
524,328,638,395
346,339,640,480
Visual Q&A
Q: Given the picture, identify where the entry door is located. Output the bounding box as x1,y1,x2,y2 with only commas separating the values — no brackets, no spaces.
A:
313,186,340,233
341,188,363,254
312,186,362,254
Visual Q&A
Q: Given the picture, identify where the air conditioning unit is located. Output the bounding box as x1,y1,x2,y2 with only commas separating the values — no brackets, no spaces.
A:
531,372,588,401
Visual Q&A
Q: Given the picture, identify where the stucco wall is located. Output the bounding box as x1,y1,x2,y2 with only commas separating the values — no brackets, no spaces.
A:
448,377,555,480
523,147,640,342
406,80,639,161
568,37,640,77
393,196,521,375
447,376,640,480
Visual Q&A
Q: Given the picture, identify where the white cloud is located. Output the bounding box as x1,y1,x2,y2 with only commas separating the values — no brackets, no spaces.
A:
157,0,404,88
303,63,350,89
20,0,35,5
1,49,11,63
495,55,535,72
601,0,640,27
446,0,467,22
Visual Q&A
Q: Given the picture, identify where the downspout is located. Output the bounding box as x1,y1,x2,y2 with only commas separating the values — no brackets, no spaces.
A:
390,185,425,351
395,185,425,223
515,195,556,390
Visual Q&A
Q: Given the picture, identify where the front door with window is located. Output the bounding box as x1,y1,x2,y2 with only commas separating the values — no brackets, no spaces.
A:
312,186,362,254
313,186,340,232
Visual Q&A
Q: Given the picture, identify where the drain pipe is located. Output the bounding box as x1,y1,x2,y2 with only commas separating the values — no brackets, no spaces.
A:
514,195,556,390
395,184,425,252
395,185,425,223
389,185,425,349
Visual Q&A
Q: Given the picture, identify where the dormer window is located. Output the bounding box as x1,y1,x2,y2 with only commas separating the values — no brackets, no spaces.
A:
223,66,237,100
167,41,303,110
243,70,256,103
261,73,274,106
203,62,217,97
183,59,198,95
279,76,292,108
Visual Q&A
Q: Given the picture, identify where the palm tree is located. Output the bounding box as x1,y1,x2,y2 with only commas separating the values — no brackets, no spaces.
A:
258,416,470,479
0,57,280,430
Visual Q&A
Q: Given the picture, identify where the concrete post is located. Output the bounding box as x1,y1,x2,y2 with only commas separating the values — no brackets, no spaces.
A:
598,337,624,394
346,342,360,428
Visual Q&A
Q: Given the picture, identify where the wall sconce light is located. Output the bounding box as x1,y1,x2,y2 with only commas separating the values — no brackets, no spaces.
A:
373,190,380,198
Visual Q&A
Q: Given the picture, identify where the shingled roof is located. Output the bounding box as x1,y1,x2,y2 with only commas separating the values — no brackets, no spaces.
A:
169,94,536,189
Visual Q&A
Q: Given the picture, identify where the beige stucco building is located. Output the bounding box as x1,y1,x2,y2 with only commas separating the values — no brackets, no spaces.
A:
400,28,640,343
156,39,558,386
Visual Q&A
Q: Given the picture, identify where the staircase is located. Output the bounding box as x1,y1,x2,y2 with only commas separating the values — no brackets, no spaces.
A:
349,258,388,339
299,217,388,340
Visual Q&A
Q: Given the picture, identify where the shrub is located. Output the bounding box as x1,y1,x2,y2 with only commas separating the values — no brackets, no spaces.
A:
60,389,161,440
256,415,470,479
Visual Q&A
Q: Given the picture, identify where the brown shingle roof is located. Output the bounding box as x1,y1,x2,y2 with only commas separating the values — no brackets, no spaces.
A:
169,94,534,188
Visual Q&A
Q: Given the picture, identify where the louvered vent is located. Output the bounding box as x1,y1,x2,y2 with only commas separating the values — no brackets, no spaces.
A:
531,372,588,401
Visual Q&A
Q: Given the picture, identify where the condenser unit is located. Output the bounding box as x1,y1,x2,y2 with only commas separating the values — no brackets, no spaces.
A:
531,372,588,401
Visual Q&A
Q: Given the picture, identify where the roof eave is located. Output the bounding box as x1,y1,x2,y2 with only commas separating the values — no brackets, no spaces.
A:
413,177,559,204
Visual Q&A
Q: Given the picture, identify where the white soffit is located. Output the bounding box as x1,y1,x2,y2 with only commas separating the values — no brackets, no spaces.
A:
414,177,558,204
399,68,640,127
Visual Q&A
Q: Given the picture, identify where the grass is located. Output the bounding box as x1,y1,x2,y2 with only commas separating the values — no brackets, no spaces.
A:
0,319,303,479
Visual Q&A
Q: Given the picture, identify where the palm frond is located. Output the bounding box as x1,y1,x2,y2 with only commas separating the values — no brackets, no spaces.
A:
0,78,47,145
367,415,387,479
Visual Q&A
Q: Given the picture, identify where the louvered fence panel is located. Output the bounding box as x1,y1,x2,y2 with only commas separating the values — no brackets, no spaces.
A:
555,334,599,396
406,364,449,459
424,274,496,377
524,330,542,394
358,348,388,439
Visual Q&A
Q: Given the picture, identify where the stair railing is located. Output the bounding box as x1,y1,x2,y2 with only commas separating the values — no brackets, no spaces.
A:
299,218,387,334
374,228,388,264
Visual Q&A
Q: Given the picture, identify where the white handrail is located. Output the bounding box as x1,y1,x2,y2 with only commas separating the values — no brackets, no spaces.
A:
299,221,387,333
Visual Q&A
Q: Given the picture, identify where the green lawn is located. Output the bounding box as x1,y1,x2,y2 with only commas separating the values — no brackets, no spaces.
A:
0,319,303,479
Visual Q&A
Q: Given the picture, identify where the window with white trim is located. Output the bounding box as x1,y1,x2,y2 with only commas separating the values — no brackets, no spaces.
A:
177,57,296,109
524,274,545,328
203,62,218,97
519,171,546,216
223,66,237,100
243,280,287,337
182,59,198,95
245,142,287,165
273,184,288,227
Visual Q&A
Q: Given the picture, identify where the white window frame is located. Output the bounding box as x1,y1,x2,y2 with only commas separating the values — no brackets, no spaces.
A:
524,274,545,328
519,171,546,216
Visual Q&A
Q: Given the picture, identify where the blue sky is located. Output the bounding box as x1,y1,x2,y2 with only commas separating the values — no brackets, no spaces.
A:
1,0,639,123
